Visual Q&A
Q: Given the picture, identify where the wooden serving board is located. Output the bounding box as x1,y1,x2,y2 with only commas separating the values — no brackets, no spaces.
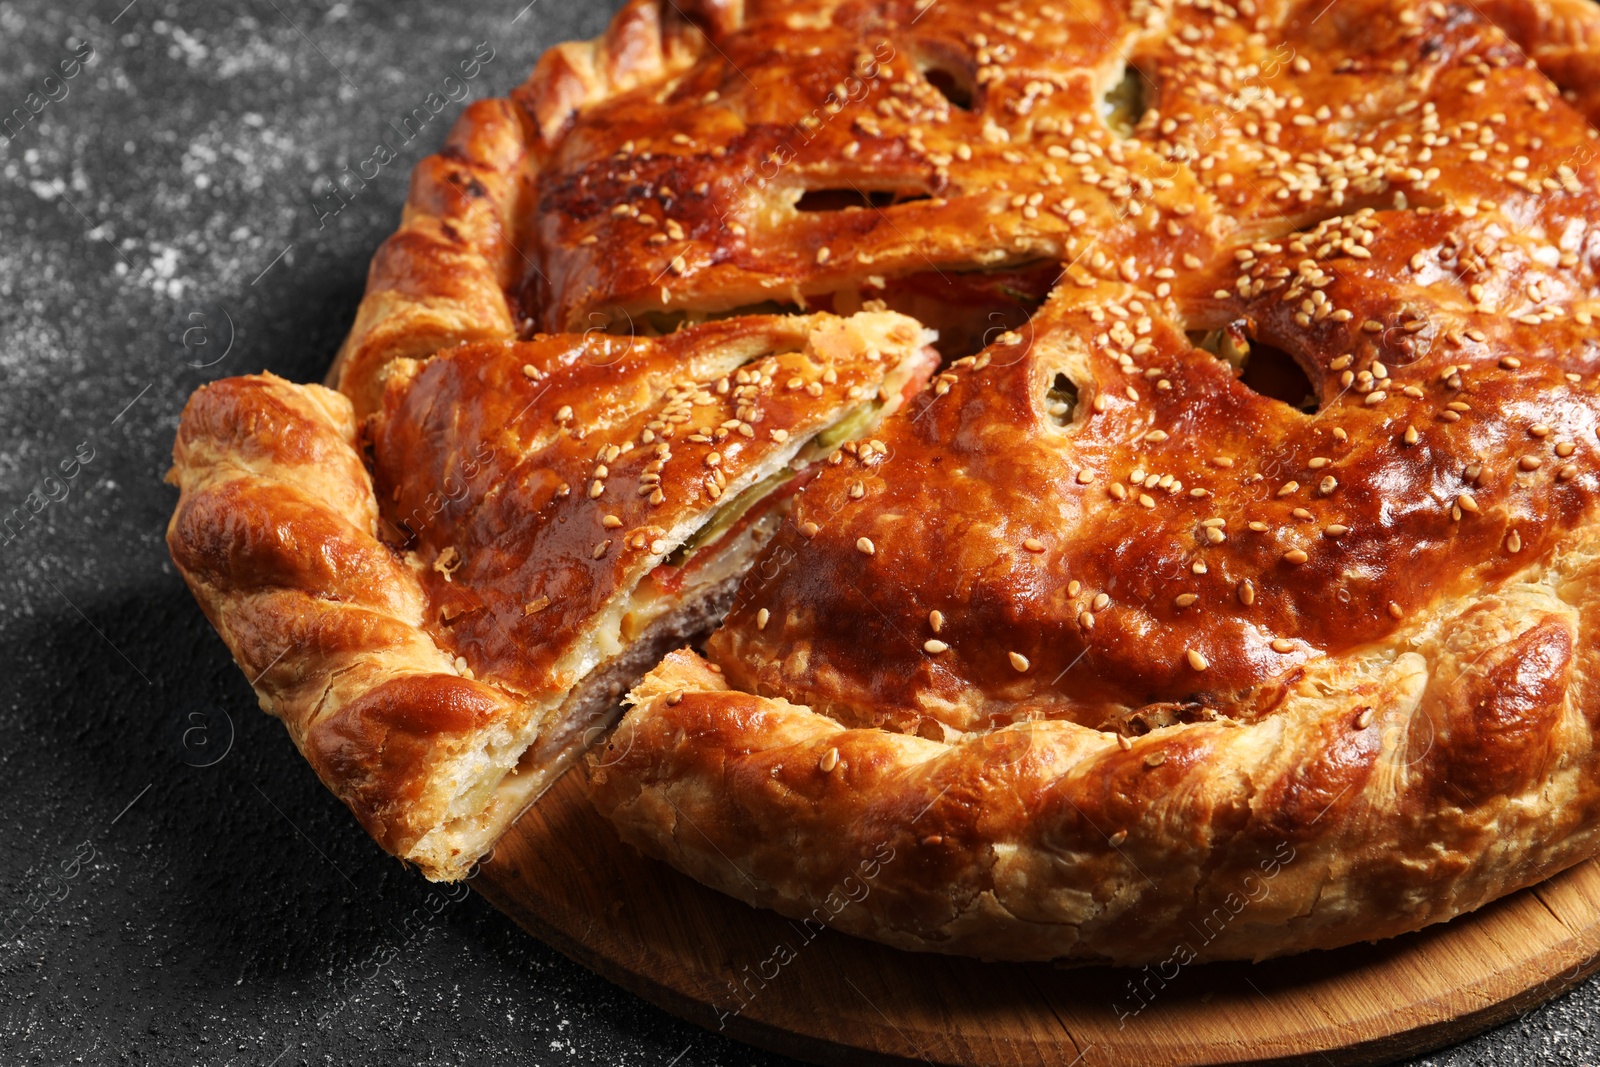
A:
474,770,1600,1066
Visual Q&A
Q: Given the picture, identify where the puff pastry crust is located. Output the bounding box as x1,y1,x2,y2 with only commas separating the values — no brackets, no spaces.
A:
170,0,1600,961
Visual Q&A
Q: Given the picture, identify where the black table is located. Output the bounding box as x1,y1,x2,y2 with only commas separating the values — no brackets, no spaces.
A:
0,2,1594,1063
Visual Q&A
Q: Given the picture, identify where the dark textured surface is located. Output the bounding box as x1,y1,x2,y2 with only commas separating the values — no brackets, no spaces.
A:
0,1,1596,1064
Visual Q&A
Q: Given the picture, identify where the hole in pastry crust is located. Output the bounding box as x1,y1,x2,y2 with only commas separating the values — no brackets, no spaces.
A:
1101,64,1151,137
1192,324,1318,413
866,261,1057,361
921,63,975,111
1044,372,1079,426
794,188,932,212
1240,341,1318,413
604,262,1057,362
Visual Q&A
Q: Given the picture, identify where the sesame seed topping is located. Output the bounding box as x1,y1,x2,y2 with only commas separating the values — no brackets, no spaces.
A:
1238,580,1256,606
856,537,876,555
820,748,840,773
1024,537,1046,553
1186,649,1209,671
929,610,944,632
1009,651,1031,672
1283,549,1309,565
1174,593,1198,608
756,608,770,630
1271,638,1295,653
924,639,949,654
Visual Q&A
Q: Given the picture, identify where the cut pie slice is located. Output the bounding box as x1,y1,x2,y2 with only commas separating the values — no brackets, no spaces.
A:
166,310,934,880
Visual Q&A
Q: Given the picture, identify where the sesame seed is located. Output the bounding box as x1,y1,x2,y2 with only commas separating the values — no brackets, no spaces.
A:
924,639,949,654
592,540,611,559
1116,734,1132,751
1109,830,1129,846
756,608,770,630
1559,464,1578,481
1174,593,1198,608
819,748,840,773
1024,537,1046,553
1519,456,1544,471
1404,425,1419,445
650,538,668,554
1009,651,1031,672
602,514,622,528
1271,638,1295,653
1284,549,1309,565
1186,649,1209,671
800,521,820,537
1319,476,1338,495
1506,529,1523,553
1356,708,1375,730
1388,601,1404,619
856,537,876,555
1092,593,1110,611
1238,580,1256,605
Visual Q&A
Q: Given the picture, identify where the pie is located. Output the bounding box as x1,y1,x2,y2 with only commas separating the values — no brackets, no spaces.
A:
169,0,1600,963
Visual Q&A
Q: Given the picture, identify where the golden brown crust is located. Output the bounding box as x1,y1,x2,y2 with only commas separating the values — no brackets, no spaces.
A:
582,0,1600,962
165,374,534,877
170,0,1600,957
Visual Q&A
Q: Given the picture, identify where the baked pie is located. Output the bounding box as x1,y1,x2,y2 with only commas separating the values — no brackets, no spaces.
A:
170,0,1600,963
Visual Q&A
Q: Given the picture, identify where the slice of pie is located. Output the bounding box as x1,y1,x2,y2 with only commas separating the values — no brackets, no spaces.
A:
168,313,933,879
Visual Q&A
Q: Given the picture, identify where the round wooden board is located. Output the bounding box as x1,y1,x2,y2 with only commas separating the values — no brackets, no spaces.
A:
473,770,1600,1067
